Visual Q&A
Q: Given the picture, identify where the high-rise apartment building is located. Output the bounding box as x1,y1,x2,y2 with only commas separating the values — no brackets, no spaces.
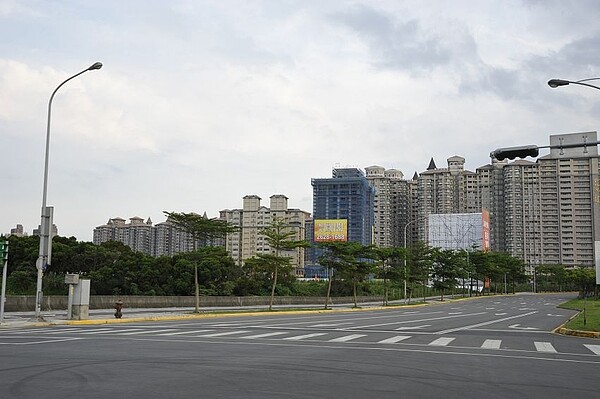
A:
311,168,375,246
219,195,310,276
365,166,410,248
538,132,600,271
490,131,599,275
93,216,201,257
416,156,479,241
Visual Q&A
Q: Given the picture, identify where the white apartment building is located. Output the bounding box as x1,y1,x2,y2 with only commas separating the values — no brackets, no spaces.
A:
220,195,310,276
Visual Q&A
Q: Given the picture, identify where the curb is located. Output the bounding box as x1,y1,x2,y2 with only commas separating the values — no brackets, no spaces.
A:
554,308,600,338
555,327,600,338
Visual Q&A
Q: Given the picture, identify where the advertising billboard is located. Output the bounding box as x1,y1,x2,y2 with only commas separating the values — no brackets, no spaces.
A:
482,209,491,252
314,219,348,242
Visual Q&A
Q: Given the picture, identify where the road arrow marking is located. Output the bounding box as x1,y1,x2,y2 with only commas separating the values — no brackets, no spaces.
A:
508,324,538,330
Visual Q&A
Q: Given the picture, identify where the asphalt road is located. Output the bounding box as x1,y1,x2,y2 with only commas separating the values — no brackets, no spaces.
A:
1,293,599,399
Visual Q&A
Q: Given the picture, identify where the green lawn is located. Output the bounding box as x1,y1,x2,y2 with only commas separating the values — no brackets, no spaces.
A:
559,298,600,332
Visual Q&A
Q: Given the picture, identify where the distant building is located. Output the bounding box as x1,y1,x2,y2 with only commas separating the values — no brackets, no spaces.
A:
365,166,410,248
9,224,27,237
311,168,375,246
93,215,204,257
219,195,310,276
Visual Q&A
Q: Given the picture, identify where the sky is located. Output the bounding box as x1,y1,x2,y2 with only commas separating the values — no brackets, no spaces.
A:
2,0,600,242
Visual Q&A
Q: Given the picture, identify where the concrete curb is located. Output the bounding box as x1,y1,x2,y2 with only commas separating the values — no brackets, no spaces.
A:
554,308,600,338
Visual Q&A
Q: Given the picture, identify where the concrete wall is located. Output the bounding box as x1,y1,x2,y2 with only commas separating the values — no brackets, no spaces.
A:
4,295,383,312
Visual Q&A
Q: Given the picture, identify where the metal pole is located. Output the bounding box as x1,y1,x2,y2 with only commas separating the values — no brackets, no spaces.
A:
403,220,415,303
0,258,7,323
35,62,102,320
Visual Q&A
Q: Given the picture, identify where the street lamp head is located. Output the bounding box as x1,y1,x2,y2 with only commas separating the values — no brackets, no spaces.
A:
88,62,103,71
548,79,570,88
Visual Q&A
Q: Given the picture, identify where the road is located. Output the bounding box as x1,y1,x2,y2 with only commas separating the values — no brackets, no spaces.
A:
1,293,599,398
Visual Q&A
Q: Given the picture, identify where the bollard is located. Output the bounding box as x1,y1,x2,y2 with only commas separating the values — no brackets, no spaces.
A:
114,300,123,319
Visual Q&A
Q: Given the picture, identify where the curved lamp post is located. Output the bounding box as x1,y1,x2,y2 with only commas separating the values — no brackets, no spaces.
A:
548,77,600,91
35,62,103,320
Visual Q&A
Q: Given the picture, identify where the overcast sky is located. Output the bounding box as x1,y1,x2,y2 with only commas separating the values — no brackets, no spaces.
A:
2,0,600,242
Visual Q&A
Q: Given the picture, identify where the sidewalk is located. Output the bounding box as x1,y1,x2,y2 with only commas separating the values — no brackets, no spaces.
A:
0,302,383,329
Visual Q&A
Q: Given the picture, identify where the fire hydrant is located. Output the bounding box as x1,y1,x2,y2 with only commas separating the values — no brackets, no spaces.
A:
114,300,123,319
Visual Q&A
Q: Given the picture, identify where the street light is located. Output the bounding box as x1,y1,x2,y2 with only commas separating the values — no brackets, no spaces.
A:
403,220,415,303
548,77,600,91
35,62,102,320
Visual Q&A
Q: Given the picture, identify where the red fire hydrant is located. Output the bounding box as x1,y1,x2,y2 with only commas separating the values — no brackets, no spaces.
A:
114,300,123,319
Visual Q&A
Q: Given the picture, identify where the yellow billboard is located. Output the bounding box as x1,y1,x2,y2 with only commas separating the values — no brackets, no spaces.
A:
314,219,348,242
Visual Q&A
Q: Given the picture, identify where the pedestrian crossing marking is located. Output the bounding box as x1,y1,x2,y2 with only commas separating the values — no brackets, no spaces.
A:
156,330,213,336
328,334,367,342
196,330,251,338
3,326,599,358
429,337,455,346
283,333,328,341
117,329,178,335
378,335,411,344
584,345,600,355
481,339,501,349
45,328,116,334
534,342,557,353
79,328,144,335
242,332,288,339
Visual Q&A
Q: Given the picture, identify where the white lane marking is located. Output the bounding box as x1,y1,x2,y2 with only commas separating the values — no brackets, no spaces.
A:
196,330,251,338
481,339,502,349
242,332,288,339
45,328,112,334
284,333,328,341
79,328,144,335
495,313,507,316
429,337,455,346
118,329,178,335
309,323,353,327
329,334,367,342
348,312,487,330
22,328,81,334
157,330,213,336
395,325,431,331
437,311,538,334
0,338,81,345
448,312,463,315
584,345,600,355
535,342,557,353
378,335,411,344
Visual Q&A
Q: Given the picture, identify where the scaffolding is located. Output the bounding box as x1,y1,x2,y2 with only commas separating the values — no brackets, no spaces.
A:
428,213,483,250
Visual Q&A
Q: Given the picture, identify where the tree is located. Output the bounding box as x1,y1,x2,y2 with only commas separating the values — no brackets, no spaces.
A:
372,246,405,305
406,241,433,303
430,248,461,301
250,217,309,311
163,211,237,312
318,241,375,308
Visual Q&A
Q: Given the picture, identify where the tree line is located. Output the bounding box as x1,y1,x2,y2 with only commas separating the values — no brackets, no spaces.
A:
1,214,594,302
